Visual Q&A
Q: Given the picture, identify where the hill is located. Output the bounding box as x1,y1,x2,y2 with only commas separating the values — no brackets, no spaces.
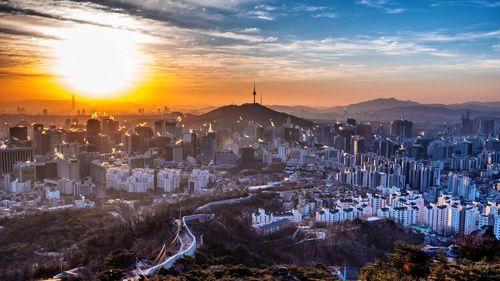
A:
184,103,315,128
330,97,421,113
269,98,500,121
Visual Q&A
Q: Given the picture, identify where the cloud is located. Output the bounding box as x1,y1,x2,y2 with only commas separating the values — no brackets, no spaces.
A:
431,1,500,8
244,10,275,20
240,27,260,33
357,0,388,8
417,29,500,42
385,8,405,14
201,30,277,42
0,0,498,86
312,12,338,19
357,0,406,14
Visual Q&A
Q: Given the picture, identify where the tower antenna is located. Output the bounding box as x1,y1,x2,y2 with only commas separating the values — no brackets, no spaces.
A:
253,82,256,104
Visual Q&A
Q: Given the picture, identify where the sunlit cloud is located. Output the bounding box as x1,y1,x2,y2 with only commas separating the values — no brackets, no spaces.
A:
0,0,499,105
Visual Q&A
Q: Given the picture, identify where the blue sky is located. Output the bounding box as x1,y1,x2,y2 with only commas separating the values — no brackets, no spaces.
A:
0,0,499,105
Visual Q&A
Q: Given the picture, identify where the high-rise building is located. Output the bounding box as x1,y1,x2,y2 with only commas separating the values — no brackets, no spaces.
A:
461,110,473,134
57,158,80,180
463,205,480,235
182,132,197,158
165,120,182,138
350,136,365,155
391,119,413,139
12,161,36,182
377,138,394,158
0,147,33,174
479,119,495,135
200,132,217,165
357,123,373,141
86,118,101,136
9,126,28,141
241,147,255,166
154,120,165,135
157,169,181,193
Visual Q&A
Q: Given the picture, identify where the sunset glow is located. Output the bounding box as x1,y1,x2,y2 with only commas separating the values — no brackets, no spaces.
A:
51,26,144,98
0,0,499,108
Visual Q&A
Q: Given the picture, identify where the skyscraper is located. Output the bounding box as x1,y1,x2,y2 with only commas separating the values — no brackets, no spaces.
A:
0,147,33,174
461,110,473,134
200,132,217,165
390,119,413,139
9,126,28,141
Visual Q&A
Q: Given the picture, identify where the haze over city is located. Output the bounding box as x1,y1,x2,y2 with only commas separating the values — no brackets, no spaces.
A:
1,0,500,107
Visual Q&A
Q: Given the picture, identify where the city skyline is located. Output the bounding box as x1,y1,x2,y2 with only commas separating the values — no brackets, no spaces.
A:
1,0,500,106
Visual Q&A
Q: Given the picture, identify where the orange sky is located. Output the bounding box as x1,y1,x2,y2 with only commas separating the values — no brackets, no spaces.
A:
1,0,499,109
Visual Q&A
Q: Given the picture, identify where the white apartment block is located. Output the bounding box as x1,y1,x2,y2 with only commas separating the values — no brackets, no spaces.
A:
494,215,500,239
463,205,480,235
157,169,181,193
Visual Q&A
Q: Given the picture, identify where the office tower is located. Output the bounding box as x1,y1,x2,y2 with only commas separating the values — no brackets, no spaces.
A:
339,126,354,152
326,147,340,161
461,110,473,134
350,136,365,155
357,123,373,141
125,133,141,155
284,127,300,143
182,132,197,158
86,118,101,136
0,146,33,174
377,138,394,159
391,119,413,139
135,125,154,152
33,123,43,133
200,132,217,165
216,129,229,150
216,150,237,165
12,161,36,182
66,130,85,144
479,119,495,135
241,147,255,166
33,129,51,156
346,118,357,126
154,120,165,135
333,135,346,151
78,152,101,178
165,120,182,138
9,126,28,141
57,158,80,180
101,117,119,137
86,118,101,150
165,144,183,161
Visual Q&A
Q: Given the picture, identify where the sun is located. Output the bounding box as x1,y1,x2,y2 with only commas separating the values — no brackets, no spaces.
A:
52,25,144,99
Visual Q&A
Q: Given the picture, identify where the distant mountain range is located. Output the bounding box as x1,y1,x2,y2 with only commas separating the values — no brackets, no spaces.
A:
183,103,314,128
1,98,499,124
269,98,500,121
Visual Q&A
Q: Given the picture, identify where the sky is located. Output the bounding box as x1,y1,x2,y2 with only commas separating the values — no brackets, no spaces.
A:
0,0,499,107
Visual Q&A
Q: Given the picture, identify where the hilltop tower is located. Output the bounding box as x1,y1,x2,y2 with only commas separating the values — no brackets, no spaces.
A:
253,82,256,104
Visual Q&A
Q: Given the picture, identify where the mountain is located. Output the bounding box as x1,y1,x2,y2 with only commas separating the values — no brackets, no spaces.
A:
331,97,421,113
269,98,500,121
268,98,421,119
184,103,314,128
